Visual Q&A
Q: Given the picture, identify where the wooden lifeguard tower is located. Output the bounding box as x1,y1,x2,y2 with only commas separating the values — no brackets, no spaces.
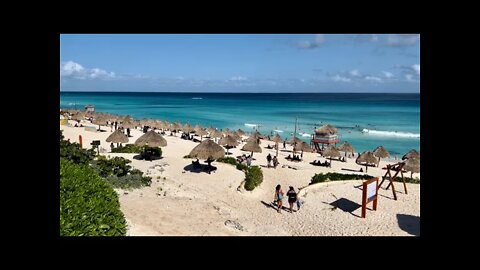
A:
311,124,339,152
378,161,409,200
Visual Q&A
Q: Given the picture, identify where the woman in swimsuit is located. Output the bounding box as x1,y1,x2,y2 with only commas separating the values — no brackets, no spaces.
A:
274,184,284,213
286,186,298,213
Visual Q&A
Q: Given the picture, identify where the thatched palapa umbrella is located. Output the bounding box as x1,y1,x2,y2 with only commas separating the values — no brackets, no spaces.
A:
403,149,420,160
209,130,223,143
356,151,377,173
373,146,390,164
241,141,262,157
322,146,341,167
106,129,129,147
338,141,355,157
236,129,246,136
294,141,313,159
403,157,420,178
271,133,283,157
92,115,108,131
135,130,167,148
219,135,239,155
195,128,208,141
189,139,225,171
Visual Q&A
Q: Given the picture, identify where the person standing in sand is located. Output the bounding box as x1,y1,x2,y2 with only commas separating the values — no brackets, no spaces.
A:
267,153,272,168
274,184,284,213
272,156,278,168
286,186,297,213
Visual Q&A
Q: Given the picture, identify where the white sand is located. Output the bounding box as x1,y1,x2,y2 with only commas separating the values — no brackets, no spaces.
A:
61,120,420,236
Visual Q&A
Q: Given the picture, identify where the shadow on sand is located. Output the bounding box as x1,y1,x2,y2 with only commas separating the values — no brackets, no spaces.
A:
260,201,293,212
323,198,361,217
132,155,163,161
183,163,217,174
397,214,420,236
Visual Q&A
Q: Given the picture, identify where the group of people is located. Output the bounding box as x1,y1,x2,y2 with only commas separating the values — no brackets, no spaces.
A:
273,185,302,213
266,153,279,168
311,159,331,167
286,154,302,161
238,154,253,167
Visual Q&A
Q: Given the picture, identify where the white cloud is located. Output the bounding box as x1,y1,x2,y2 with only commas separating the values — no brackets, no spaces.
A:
382,71,394,78
297,34,326,49
405,74,414,81
412,64,420,75
386,34,420,46
365,76,382,82
349,69,361,77
332,75,351,82
229,76,248,81
60,61,116,80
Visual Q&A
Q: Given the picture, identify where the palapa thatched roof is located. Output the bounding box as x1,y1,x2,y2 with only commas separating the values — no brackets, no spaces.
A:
373,146,390,158
271,134,283,143
106,129,129,143
121,121,136,129
315,124,338,134
338,141,355,153
219,135,239,147
183,123,194,133
241,141,262,153
288,136,303,145
236,129,245,136
246,134,262,144
322,146,341,158
195,128,208,137
402,149,420,160
209,130,223,139
403,157,420,173
135,130,167,147
356,151,378,165
294,141,313,152
189,139,225,160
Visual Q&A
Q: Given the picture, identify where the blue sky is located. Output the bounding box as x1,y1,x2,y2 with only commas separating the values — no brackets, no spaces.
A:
60,34,420,92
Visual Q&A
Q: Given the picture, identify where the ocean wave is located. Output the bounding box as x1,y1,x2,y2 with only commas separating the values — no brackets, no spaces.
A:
191,97,203,99
273,129,283,133
244,123,257,127
362,129,420,138
298,132,311,137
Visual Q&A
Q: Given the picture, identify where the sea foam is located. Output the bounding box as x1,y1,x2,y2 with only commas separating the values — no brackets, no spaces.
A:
362,129,420,138
244,123,257,127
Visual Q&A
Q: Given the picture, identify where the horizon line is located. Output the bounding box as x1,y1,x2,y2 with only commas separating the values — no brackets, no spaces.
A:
60,91,420,94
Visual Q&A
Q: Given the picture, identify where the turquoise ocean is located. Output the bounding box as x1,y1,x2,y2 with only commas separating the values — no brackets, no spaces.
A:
60,92,420,157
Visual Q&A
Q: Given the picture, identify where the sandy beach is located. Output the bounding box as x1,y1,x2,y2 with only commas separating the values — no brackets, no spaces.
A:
60,120,420,236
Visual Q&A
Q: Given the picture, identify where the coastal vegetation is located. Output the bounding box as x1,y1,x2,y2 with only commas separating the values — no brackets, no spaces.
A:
310,172,420,185
111,144,162,157
60,130,150,236
217,157,263,190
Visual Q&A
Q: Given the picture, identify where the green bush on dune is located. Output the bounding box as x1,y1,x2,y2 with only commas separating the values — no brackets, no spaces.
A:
60,158,126,236
60,130,96,165
110,144,143,153
309,172,420,185
217,156,263,190
244,166,263,191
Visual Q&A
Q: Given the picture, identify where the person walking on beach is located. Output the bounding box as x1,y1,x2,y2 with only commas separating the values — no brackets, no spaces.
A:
272,156,278,168
127,128,131,137
286,186,298,213
283,139,286,149
274,184,284,213
246,155,252,167
114,121,118,130
267,153,272,168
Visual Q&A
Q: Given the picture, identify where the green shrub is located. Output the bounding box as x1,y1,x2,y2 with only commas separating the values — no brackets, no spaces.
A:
60,131,96,165
60,158,126,236
309,172,420,185
105,174,152,189
217,157,237,165
244,166,263,191
111,144,143,153
236,163,248,171
91,156,132,178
